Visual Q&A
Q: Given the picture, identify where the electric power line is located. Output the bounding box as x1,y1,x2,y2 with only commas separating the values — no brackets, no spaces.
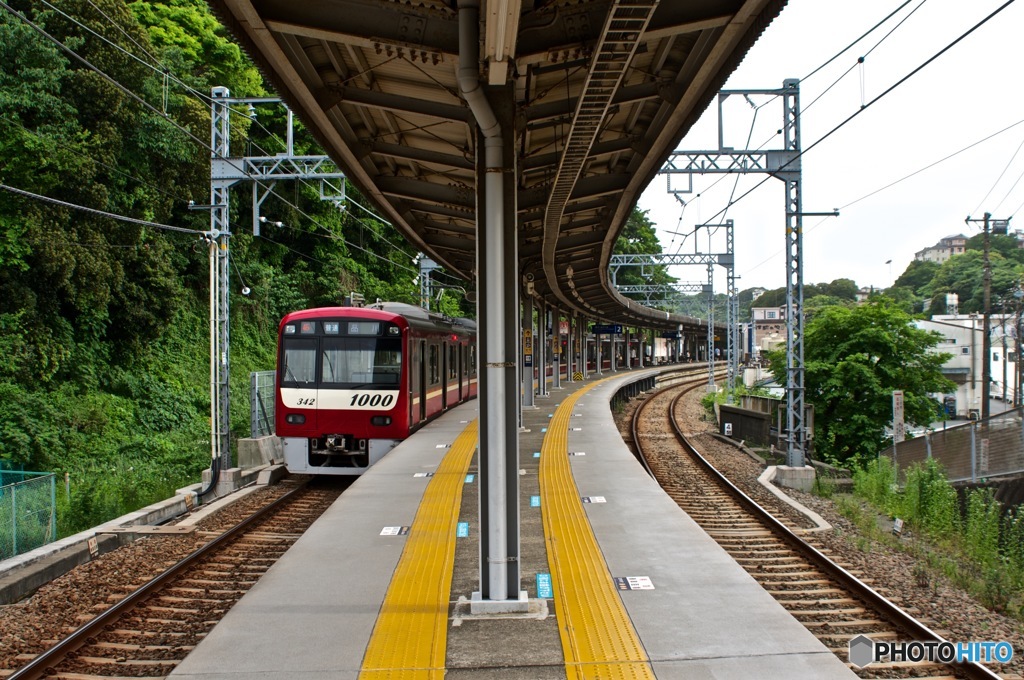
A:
802,0,916,81
0,183,206,235
701,0,1017,229
1,2,429,277
740,114,1024,277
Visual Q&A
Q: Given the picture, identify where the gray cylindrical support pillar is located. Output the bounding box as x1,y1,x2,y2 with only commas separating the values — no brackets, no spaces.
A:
596,333,603,375
458,0,521,607
552,310,561,389
611,331,618,372
538,303,547,396
582,322,589,379
522,296,534,408
638,329,645,368
567,313,575,382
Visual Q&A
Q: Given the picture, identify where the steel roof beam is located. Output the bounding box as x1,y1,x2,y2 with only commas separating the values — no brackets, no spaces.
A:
321,86,469,122
359,141,474,170
377,176,475,208
259,0,459,55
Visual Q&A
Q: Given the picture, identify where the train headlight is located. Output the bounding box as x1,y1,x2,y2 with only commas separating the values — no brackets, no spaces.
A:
371,416,392,426
286,414,306,424
387,326,401,336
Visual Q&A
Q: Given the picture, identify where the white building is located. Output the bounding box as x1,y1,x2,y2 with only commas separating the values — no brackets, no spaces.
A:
915,314,1019,419
914,234,967,265
751,306,786,355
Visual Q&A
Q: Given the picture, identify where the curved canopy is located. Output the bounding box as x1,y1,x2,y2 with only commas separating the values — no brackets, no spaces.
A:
210,0,785,328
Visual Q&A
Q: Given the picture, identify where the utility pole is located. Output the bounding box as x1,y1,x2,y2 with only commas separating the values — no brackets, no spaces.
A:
966,213,1012,420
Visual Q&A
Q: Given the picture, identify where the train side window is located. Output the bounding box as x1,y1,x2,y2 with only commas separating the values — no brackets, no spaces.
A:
281,338,317,385
429,344,439,384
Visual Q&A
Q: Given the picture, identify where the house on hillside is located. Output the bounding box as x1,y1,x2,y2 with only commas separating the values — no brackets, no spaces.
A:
914,234,967,265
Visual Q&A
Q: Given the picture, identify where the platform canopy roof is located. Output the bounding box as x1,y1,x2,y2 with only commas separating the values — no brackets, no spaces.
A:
209,0,785,328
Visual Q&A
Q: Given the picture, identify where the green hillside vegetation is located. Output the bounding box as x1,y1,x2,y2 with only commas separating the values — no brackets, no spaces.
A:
0,0,470,537
3,0,1020,540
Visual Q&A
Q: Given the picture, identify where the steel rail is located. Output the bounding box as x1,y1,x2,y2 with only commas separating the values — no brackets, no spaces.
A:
644,382,1002,680
8,482,311,680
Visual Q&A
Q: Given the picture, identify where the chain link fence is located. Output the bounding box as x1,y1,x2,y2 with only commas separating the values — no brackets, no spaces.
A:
0,471,57,560
885,408,1024,483
251,370,276,438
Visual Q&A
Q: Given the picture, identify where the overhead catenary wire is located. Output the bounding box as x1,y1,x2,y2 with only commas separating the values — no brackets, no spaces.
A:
740,114,1024,277
801,0,916,81
1,2,432,278
0,183,207,235
51,0,447,263
698,0,1017,230
972,131,1024,215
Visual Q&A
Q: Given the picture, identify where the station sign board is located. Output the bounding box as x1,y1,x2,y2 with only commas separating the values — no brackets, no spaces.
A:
591,324,622,334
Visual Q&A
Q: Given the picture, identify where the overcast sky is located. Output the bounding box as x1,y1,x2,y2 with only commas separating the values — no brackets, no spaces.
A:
635,0,1024,296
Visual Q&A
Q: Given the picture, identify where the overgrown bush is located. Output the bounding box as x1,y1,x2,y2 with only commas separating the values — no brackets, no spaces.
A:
900,459,959,538
852,457,898,513
850,457,1024,619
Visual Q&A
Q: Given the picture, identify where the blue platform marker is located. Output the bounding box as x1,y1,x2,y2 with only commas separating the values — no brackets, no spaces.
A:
457,522,469,537
548,413,553,418
541,427,547,433
465,474,475,483
530,495,540,507
536,573,553,598
533,452,540,458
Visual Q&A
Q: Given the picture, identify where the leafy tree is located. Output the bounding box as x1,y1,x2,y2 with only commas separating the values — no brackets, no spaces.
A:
965,232,1024,265
895,259,940,293
613,207,676,308
816,278,859,301
766,299,954,467
921,251,1022,316
804,294,852,320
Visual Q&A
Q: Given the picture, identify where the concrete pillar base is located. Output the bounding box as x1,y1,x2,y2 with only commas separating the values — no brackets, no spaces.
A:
773,465,816,493
469,590,531,614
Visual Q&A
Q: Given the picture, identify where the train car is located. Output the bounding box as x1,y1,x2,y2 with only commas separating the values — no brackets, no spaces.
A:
275,302,477,475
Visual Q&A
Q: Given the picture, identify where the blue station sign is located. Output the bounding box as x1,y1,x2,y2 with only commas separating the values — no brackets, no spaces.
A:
591,324,623,334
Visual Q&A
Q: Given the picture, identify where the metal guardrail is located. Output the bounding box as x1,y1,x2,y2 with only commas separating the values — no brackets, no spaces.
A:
885,407,1024,483
250,370,276,438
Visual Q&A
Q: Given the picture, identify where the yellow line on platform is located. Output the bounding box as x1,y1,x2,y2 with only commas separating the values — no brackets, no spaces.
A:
359,420,478,680
540,378,654,680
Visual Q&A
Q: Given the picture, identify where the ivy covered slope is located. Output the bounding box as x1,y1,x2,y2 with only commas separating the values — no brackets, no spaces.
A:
0,0,469,535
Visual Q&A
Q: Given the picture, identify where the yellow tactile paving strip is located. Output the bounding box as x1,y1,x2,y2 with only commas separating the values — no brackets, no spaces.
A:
359,420,478,680
540,379,655,680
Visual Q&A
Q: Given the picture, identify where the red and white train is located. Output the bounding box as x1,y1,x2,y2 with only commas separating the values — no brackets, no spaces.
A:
276,302,477,475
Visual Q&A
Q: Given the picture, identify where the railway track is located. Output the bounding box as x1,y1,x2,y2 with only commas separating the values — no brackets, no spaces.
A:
631,379,1004,680
4,480,342,680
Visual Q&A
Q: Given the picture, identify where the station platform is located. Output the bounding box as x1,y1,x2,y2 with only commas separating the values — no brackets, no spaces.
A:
170,367,855,680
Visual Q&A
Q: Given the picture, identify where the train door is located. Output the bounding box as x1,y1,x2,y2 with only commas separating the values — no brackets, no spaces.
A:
458,344,464,401
441,342,448,410
418,340,427,422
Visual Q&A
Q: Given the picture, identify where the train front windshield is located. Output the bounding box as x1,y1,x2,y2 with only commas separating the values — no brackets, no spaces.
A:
280,320,402,389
